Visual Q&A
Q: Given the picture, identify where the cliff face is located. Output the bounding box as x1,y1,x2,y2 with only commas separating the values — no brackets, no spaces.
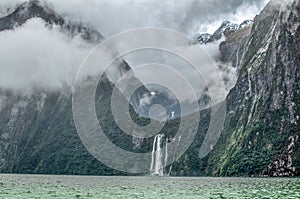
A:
207,0,300,176
0,75,157,175
219,24,252,71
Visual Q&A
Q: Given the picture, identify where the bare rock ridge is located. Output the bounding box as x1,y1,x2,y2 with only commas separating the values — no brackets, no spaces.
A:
0,0,103,43
195,20,253,45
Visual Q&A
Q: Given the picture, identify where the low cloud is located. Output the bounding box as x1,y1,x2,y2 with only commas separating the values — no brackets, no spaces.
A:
0,0,269,95
0,0,269,36
124,40,226,102
49,0,269,36
0,18,91,92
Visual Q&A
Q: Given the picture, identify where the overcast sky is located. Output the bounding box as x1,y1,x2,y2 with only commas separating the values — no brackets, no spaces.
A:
1,0,269,36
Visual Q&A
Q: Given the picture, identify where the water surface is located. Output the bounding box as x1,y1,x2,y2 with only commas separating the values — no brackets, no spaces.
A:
0,174,299,198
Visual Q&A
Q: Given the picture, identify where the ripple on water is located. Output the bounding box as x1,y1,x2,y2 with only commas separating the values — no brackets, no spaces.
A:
0,175,299,198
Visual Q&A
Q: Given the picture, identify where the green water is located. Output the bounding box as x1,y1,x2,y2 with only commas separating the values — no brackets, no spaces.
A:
0,174,299,198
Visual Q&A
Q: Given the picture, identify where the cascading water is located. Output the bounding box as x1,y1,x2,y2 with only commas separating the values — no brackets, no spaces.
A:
155,134,163,176
164,137,168,170
150,135,157,174
150,134,181,176
150,134,165,176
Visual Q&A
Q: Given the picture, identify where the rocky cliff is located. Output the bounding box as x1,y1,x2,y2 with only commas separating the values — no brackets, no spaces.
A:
206,0,300,177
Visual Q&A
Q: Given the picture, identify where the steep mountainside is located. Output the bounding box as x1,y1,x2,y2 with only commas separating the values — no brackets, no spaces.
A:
206,0,300,177
0,0,166,174
155,0,299,177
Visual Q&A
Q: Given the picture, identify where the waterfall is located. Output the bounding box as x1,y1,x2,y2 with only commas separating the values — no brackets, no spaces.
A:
150,134,182,176
155,135,163,176
150,135,157,173
164,137,168,170
150,134,165,176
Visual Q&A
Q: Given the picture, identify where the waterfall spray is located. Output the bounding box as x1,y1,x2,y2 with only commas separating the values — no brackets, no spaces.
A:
164,137,168,173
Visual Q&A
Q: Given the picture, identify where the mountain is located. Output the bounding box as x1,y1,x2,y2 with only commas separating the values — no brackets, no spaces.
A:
0,0,103,43
195,20,253,45
203,0,300,177
0,0,179,174
1,0,185,118
159,0,300,177
0,0,299,177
